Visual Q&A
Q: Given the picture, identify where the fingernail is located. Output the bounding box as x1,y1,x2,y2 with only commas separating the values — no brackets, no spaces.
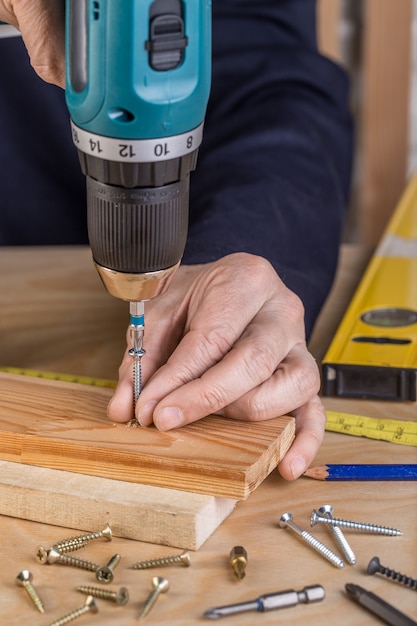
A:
289,456,306,480
155,407,184,431
137,400,157,426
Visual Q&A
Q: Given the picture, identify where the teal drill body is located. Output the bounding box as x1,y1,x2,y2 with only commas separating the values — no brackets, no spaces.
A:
65,0,211,412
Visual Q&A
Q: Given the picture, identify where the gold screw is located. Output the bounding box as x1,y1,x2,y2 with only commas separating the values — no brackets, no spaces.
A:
95,553,121,583
138,576,169,620
36,547,99,572
129,550,191,570
229,546,248,580
36,523,112,557
54,523,113,551
76,585,129,605
48,595,98,626
16,570,45,614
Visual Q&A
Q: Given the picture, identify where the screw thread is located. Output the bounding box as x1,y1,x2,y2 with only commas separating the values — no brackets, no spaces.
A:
130,551,190,570
329,525,357,565
311,510,402,535
48,598,97,626
368,557,417,589
319,508,356,565
23,581,45,613
139,577,169,619
54,553,99,572
53,539,90,553
300,530,345,568
76,585,129,605
54,524,112,551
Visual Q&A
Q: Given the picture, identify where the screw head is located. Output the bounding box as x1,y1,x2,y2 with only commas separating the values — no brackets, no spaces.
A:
318,504,334,516
84,595,99,614
179,551,191,567
35,546,50,564
46,547,62,564
16,570,33,585
101,523,113,542
116,587,130,605
310,509,320,526
96,566,114,583
279,512,293,528
152,576,169,593
367,556,381,575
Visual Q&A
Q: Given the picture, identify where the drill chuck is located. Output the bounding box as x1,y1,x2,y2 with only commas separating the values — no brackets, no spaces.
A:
85,173,190,301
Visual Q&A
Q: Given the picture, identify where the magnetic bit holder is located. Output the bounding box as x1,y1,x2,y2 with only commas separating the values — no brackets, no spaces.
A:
203,585,325,619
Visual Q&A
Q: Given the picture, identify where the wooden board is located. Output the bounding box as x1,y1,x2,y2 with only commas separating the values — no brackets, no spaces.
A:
0,460,236,550
0,373,295,500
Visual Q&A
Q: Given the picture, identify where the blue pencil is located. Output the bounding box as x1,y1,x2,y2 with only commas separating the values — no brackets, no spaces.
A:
303,464,417,481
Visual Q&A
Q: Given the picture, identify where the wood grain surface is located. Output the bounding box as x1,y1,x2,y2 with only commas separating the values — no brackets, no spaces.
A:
0,372,294,500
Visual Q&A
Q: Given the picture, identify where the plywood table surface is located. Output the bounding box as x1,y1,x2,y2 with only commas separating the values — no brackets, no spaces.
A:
0,245,416,626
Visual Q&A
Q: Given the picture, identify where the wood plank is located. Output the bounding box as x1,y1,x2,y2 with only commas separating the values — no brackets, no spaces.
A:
317,0,342,63
359,0,412,245
0,373,295,500
0,460,236,550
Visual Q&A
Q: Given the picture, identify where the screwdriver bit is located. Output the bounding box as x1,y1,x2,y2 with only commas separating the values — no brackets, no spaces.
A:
203,584,325,619
229,546,247,581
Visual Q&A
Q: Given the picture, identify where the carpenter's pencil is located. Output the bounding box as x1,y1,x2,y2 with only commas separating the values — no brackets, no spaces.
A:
303,464,417,481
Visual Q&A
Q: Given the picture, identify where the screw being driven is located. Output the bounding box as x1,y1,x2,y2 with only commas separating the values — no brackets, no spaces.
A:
367,556,417,590
138,576,169,620
36,547,99,572
311,509,403,536
96,553,121,583
76,585,130,605
16,570,45,614
279,513,344,568
318,505,356,565
129,550,191,570
48,595,98,626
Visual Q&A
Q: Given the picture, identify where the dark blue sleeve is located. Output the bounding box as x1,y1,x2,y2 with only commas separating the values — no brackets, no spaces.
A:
0,36,87,245
184,0,353,337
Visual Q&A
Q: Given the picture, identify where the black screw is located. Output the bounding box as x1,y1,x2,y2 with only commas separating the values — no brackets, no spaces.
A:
367,556,417,590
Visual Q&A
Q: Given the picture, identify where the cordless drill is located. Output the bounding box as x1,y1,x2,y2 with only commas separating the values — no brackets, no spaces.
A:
65,0,211,410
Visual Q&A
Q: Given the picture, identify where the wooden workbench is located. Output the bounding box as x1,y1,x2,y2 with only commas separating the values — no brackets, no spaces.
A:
0,245,416,625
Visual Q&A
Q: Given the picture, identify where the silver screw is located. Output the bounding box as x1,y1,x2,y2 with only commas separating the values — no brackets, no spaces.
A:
37,547,99,572
48,595,98,626
138,576,169,620
318,505,356,565
96,553,121,583
76,585,129,605
129,550,191,570
279,512,344,568
53,523,112,552
367,556,417,590
311,509,403,536
16,570,45,614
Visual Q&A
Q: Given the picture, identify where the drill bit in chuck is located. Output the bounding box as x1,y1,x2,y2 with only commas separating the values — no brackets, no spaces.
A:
128,301,145,426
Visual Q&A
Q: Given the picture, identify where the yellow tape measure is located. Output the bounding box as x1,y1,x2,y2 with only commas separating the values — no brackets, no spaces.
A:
1,366,416,446
0,366,117,389
325,410,417,447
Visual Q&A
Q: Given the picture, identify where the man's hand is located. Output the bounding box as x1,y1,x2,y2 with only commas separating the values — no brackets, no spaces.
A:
0,0,65,87
108,253,326,480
